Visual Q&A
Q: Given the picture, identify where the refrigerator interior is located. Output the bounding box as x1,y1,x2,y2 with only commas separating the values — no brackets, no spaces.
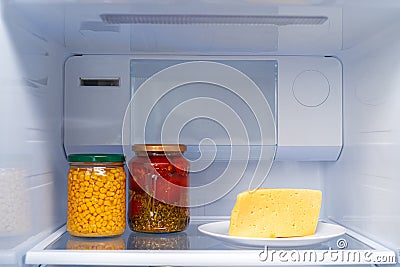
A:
0,0,399,266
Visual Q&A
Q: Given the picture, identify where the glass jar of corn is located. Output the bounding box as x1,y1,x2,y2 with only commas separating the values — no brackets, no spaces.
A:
67,154,126,237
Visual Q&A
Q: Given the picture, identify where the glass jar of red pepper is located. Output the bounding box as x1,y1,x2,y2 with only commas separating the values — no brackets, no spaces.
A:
128,144,189,233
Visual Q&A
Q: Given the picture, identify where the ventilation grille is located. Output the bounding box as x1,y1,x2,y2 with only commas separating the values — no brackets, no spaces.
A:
80,78,120,87
100,14,328,26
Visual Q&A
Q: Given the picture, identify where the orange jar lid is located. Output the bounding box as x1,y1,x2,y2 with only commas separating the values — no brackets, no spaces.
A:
132,144,187,153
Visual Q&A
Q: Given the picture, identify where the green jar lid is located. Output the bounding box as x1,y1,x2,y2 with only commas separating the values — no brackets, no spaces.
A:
67,154,125,163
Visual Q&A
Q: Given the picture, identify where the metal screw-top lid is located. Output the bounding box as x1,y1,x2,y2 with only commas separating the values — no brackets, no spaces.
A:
132,144,187,153
67,154,125,163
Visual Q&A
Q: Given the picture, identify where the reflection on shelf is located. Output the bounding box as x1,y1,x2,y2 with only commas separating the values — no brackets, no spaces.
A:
128,231,189,250
66,236,126,250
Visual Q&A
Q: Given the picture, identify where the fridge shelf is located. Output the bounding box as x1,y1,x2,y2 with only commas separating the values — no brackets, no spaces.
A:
25,217,396,266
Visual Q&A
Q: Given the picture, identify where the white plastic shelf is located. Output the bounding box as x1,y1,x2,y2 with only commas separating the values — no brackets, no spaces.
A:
25,217,396,266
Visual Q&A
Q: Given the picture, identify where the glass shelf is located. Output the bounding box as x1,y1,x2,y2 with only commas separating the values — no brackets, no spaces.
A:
25,218,396,266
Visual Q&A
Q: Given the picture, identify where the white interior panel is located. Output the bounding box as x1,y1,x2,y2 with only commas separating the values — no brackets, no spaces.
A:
64,55,342,161
0,1,68,265
10,1,342,55
202,161,324,218
64,56,131,155
276,57,342,161
325,16,400,250
277,6,342,53
130,22,278,54
65,3,131,54
129,58,276,149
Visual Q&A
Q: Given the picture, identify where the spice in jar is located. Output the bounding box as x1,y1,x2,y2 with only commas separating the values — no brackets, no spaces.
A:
128,144,189,233
67,154,126,237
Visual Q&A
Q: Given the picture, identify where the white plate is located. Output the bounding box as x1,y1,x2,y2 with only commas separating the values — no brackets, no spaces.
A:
198,221,346,248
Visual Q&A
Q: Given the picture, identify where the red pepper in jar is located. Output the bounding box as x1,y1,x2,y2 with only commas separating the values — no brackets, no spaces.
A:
128,144,190,233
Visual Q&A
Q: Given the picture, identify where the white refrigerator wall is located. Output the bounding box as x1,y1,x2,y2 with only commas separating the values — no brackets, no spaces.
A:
0,2,68,264
325,12,400,250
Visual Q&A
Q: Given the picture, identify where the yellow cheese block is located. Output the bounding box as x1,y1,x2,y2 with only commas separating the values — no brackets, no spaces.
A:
228,188,322,238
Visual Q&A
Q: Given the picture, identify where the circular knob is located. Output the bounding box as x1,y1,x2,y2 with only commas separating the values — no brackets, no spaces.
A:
292,70,330,107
